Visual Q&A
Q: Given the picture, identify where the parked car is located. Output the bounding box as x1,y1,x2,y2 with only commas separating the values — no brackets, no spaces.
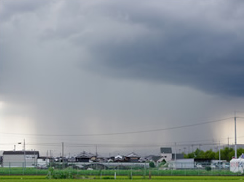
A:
195,163,203,168
224,163,230,169
210,164,216,169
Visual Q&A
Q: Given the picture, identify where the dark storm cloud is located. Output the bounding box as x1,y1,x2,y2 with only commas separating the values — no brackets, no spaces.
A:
75,0,244,97
2,0,244,98
88,33,244,96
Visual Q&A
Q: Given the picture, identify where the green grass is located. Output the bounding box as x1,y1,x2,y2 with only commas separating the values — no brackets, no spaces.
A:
1,176,244,182
0,167,48,175
0,167,242,176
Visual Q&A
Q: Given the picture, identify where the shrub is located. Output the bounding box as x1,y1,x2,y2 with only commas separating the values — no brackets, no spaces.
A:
149,161,155,168
103,176,114,179
46,167,74,179
205,166,211,171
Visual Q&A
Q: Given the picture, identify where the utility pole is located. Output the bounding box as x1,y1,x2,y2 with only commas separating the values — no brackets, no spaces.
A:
234,116,237,158
96,145,98,161
228,137,229,149
62,142,64,159
62,142,65,169
24,139,26,168
219,141,221,161
175,143,176,161
174,142,177,169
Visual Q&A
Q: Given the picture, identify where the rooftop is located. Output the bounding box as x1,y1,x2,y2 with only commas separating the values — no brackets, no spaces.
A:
3,150,40,156
160,147,172,154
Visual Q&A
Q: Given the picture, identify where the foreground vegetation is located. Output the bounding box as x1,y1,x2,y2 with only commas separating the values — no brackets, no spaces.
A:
1,175,244,182
0,167,242,177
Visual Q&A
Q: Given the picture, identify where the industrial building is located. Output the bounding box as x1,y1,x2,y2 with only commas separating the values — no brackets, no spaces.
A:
2,150,39,167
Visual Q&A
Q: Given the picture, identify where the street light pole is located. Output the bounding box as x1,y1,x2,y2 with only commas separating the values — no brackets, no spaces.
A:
175,143,177,161
219,141,221,161
24,139,26,168
62,142,64,169
18,139,26,168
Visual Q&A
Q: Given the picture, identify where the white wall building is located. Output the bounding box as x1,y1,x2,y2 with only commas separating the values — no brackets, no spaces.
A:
169,158,195,169
160,147,173,162
230,154,244,173
2,151,39,168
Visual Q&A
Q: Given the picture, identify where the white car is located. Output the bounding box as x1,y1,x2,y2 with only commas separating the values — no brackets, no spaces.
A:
196,163,203,168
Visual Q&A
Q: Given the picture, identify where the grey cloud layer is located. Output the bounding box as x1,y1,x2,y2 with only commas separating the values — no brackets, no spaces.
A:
1,0,244,104
31,0,244,97
85,1,244,97
1,0,244,154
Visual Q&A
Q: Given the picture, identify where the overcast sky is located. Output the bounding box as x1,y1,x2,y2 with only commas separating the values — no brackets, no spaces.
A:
1,0,244,157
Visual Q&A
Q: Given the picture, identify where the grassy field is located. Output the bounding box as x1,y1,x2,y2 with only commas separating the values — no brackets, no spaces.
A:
1,176,244,182
0,167,241,176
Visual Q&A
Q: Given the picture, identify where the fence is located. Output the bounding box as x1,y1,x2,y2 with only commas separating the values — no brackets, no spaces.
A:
0,161,242,176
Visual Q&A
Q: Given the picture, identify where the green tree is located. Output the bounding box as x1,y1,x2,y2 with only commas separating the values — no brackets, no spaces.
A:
204,149,215,160
221,147,234,161
183,147,244,161
184,152,195,158
237,148,244,158
215,151,219,160
194,148,205,159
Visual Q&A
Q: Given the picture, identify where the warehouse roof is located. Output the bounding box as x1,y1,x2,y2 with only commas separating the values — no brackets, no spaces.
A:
3,150,40,156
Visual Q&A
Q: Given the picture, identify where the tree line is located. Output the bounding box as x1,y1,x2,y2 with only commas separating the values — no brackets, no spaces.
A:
184,147,244,161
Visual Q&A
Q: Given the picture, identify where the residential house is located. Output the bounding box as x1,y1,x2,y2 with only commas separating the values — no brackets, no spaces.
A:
67,156,76,162
75,151,96,162
124,152,140,162
160,147,173,162
109,154,124,162
0,156,2,165
145,155,161,163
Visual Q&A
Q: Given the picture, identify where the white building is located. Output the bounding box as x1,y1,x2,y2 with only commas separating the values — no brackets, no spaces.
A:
160,147,173,162
230,154,244,173
37,158,50,169
2,151,39,168
169,158,194,169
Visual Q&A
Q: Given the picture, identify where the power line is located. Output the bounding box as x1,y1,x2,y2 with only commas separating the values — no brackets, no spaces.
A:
26,135,244,149
236,116,244,119
25,142,219,148
3,135,244,150
0,117,232,137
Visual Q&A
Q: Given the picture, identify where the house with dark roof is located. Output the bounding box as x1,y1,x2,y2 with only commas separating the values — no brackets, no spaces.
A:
124,152,140,162
114,154,124,162
2,150,39,167
108,154,125,162
160,147,173,162
145,155,161,163
96,155,107,162
75,151,96,162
